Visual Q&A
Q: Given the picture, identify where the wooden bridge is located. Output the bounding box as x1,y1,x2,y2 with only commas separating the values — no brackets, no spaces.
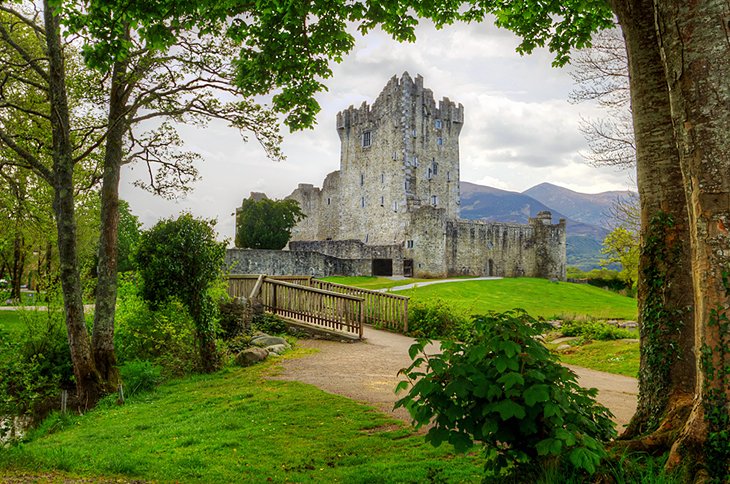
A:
227,275,409,339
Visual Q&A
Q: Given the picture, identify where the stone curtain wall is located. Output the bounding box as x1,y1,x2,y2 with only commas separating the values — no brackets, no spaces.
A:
225,249,371,277
289,240,405,276
443,213,566,280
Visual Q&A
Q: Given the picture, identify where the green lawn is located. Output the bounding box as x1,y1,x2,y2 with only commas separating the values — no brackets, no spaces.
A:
0,310,25,334
553,340,640,378
393,278,637,320
0,352,483,483
319,276,432,290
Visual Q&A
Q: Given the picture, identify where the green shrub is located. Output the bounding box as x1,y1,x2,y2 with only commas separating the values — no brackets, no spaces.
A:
0,309,73,426
119,360,162,396
115,276,201,377
134,214,226,372
407,299,469,340
252,313,288,335
561,320,635,341
396,310,616,481
219,299,249,339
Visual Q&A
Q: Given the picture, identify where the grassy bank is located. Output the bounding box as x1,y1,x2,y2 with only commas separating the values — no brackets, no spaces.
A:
393,278,637,320
0,352,483,483
553,340,640,378
0,310,26,335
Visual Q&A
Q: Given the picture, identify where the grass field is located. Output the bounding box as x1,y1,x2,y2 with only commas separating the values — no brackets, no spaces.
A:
552,340,640,378
319,276,432,290
0,310,26,334
389,278,637,320
0,352,483,483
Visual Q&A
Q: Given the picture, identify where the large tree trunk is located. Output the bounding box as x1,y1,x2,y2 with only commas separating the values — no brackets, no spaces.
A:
610,0,696,445
654,0,730,478
92,57,130,390
43,0,102,410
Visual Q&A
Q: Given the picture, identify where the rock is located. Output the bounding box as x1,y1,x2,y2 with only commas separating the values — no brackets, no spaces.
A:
556,344,572,352
235,347,269,367
251,335,288,347
265,343,290,355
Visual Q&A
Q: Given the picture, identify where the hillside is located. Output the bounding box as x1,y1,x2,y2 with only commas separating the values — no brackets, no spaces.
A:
459,181,609,269
523,182,635,229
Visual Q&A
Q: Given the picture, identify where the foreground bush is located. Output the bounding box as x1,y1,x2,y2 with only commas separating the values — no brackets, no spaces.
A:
406,299,469,340
0,308,73,430
396,310,616,481
561,319,635,341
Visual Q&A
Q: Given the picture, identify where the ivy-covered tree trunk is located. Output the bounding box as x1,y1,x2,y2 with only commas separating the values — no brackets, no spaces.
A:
10,232,24,301
92,57,130,391
609,0,696,444
44,0,102,409
654,0,730,477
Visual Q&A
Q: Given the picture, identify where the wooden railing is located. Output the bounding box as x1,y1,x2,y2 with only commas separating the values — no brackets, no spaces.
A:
228,275,364,338
310,280,409,333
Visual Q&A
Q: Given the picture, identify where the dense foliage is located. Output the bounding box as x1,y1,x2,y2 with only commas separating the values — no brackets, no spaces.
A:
396,310,616,480
406,299,469,340
560,320,636,342
134,214,226,372
235,198,305,250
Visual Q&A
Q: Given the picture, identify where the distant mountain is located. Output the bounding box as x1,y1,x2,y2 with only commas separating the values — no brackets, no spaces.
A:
523,182,635,229
459,181,611,270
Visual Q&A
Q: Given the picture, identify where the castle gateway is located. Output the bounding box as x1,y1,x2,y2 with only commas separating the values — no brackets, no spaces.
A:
231,73,566,279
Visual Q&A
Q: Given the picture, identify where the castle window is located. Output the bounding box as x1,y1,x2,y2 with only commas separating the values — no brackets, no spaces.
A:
435,119,442,129
361,197,365,208
431,195,438,206
413,156,418,167
327,197,331,205
432,162,438,175
393,201,399,212
380,196,384,206
427,167,432,180
447,171,451,182
406,240,414,248
360,173,365,186
362,131,372,148
381,173,384,183
437,137,443,146
392,151,397,160
405,180,410,191
412,129,417,137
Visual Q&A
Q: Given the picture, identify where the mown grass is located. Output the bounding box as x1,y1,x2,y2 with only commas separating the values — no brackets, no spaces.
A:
0,309,26,334
319,276,431,290
0,351,483,483
552,340,640,377
393,278,637,320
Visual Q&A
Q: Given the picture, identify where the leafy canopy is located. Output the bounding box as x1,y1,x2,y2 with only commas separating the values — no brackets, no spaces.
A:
60,0,613,130
395,310,616,480
235,197,305,250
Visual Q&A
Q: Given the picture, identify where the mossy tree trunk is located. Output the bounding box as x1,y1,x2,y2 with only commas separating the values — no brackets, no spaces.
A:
654,0,730,477
610,0,696,444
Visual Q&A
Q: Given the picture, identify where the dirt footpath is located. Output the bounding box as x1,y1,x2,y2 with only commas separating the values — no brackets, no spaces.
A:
276,327,638,429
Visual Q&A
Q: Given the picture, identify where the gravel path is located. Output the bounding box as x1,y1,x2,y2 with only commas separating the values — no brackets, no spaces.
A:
276,326,638,429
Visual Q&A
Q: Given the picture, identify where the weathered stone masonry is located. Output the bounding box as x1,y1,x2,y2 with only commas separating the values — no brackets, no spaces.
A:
231,73,566,279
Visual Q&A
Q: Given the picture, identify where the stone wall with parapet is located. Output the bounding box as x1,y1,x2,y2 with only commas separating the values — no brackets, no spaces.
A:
226,249,370,277
444,211,566,279
289,240,405,276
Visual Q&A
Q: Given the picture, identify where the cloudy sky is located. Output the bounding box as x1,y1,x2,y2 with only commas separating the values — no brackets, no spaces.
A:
119,20,635,243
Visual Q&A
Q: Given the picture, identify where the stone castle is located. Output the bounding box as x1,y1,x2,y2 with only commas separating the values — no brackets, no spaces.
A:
231,73,566,279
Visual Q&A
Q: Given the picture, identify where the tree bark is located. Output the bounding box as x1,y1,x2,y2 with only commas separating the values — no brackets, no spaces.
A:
92,57,130,390
610,0,696,442
43,0,102,410
654,0,730,477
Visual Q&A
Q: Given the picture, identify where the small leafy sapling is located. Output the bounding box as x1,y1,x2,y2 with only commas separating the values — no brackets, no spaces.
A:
395,310,616,480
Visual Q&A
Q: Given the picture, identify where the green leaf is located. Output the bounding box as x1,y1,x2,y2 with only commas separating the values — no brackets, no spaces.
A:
524,384,550,406
394,380,409,394
498,340,521,358
494,400,526,420
568,447,599,474
497,372,524,390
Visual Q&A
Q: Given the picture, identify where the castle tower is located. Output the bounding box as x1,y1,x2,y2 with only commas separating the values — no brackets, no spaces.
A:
333,73,464,245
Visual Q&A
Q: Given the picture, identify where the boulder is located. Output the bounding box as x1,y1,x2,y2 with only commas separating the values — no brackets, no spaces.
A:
235,347,269,367
251,335,288,347
556,344,572,352
265,343,290,355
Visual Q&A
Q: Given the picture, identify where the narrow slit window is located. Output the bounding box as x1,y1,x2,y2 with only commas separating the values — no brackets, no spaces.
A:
434,119,442,129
